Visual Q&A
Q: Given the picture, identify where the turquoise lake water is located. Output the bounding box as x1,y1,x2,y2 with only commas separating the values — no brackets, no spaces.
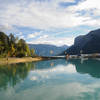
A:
0,59,100,100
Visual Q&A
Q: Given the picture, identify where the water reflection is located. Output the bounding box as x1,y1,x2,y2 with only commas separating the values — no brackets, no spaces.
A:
0,59,100,100
0,59,67,90
68,59,100,78
0,62,35,90
0,59,100,90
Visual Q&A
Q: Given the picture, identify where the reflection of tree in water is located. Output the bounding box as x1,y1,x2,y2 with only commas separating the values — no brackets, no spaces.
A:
0,62,35,90
0,59,67,90
68,59,100,78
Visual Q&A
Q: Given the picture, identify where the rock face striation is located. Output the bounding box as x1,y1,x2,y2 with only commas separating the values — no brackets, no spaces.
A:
64,29,100,55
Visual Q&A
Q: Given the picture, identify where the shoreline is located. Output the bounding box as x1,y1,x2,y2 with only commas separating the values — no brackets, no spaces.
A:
0,56,65,65
0,57,45,65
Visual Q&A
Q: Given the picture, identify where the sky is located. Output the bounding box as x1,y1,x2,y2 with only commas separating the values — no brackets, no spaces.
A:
0,0,100,46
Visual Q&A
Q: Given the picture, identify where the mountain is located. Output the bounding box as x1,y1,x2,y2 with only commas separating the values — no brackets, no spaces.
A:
28,44,68,56
63,28,100,55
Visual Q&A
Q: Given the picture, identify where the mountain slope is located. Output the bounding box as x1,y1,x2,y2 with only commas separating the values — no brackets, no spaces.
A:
63,29,100,55
28,44,68,56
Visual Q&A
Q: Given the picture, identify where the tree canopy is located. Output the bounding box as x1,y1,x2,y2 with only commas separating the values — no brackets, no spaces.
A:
0,32,35,57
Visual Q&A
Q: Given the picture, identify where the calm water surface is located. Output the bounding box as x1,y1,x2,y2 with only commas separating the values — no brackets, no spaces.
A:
0,59,100,100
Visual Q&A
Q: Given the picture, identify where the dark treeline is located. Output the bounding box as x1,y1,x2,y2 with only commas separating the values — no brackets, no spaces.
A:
0,32,35,57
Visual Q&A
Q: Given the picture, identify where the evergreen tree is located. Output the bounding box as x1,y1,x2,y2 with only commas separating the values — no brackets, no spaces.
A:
0,31,35,58
16,39,30,57
0,32,9,56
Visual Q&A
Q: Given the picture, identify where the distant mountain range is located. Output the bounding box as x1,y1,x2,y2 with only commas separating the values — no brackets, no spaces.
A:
28,44,68,56
62,28,100,55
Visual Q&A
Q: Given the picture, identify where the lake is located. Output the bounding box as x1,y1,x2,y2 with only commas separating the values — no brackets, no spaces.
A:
0,59,100,100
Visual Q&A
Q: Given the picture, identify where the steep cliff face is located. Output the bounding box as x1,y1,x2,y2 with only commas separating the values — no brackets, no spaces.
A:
64,29,100,55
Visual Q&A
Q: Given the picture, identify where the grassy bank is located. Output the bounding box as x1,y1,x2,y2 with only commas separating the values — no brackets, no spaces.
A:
0,57,44,65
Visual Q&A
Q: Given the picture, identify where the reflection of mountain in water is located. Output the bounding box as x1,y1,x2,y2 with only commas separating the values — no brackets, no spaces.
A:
35,59,67,69
68,59,100,78
1,59,100,91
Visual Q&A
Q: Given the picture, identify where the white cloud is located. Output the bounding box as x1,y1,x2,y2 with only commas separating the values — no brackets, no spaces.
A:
39,34,48,39
27,31,42,39
63,0,75,2
56,0,75,3
0,23,13,31
0,0,100,31
28,36,74,46
30,63,76,81
67,0,100,16
0,0,100,46
20,35,25,39
76,0,100,10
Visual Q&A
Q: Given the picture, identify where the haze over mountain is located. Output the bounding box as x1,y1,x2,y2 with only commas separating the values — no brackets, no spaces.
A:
29,44,68,56
62,28,100,55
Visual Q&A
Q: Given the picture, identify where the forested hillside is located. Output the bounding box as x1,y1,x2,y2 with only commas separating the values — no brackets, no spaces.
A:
0,32,35,57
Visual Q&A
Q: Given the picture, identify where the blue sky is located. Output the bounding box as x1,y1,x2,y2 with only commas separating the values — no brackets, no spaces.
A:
0,0,100,46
